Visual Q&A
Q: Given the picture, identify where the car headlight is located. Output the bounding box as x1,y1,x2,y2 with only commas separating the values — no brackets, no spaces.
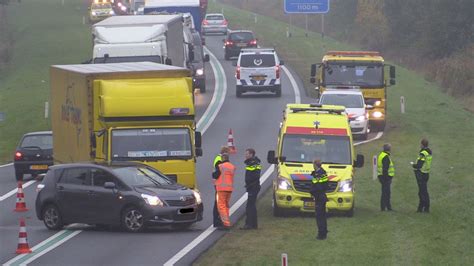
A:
375,100,381,106
193,190,202,204
121,6,127,11
109,10,115,15
141,193,164,206
195,68,204,76
277,177,292,190
372,111,383,118
91,11,97,16
338,180,353,192
355,115,367,121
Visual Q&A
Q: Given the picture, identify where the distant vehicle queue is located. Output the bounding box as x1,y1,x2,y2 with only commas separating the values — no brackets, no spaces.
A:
12,6,433,237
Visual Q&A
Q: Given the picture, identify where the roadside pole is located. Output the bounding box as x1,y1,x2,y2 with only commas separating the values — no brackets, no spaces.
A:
372,155,378,180
400,96,405,114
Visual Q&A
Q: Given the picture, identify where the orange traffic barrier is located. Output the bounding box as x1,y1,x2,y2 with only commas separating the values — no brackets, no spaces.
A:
14,181,28,212
227,128,237,154
16,218,32,254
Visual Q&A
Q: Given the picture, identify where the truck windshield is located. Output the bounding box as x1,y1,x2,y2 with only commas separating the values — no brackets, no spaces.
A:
281,134,351,164
93,56,162,64
111,128,192,160
323,63,383,87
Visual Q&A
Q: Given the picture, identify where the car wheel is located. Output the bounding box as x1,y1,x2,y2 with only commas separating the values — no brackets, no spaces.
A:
122,207,145,232
171,222,193,230
275,87,282,97
236,86,243,97
346,203,355,218
15,169,23,181
272,194,286,217
42,204,64,230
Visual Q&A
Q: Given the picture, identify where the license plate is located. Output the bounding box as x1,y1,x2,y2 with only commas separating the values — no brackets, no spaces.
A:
303,201,315,208
252,76,265,81
30,165,48,170
236,43,247,47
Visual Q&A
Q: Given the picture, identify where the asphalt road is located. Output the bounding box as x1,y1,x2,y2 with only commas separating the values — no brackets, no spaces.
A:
0,34,309,265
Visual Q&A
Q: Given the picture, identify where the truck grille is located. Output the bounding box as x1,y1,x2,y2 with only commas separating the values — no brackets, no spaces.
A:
293,180,338,193
165,196,195,207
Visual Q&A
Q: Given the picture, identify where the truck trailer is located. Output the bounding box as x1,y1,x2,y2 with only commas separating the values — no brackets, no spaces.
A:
50,62,202,188
144,0,202,33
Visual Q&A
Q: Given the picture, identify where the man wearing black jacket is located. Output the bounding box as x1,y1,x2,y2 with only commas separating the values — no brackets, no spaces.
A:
412,138,433,213
240,148,261,230
377,143,395,211
310,159,329,240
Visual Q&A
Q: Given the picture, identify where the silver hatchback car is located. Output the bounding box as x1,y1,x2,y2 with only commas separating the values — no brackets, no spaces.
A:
202,13,228,35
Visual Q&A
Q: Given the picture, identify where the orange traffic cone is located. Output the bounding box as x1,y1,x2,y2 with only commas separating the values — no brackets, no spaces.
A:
14,181,28,212
16,218,32,254
227,128,237,154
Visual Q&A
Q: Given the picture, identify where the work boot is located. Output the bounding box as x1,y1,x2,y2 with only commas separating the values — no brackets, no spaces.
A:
316,234,327,240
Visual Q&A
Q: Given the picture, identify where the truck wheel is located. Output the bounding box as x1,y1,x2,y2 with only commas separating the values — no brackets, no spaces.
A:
122,207,145,232
346,203,355,217
272,194,286,217
236,87,243,97
42,204,64,230
275,86,282,97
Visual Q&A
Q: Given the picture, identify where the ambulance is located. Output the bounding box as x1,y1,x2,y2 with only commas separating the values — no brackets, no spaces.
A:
267,104,364,217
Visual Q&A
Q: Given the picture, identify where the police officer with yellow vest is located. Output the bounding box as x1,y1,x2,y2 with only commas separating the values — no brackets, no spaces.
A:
212,146,230,227
412,138,432,213
310,159,329,240
240,148,262,230
378,143,395,211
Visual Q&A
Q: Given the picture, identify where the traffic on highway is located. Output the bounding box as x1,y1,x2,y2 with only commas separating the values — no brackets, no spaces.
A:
1,0,470,265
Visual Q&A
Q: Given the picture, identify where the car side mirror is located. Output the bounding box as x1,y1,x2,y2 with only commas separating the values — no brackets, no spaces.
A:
204,54,210,62
279,60,285,66
195,131,202,148
232,61,237,67
354,154,364,168
195,148,203,157
165,58,172,65
310,63,317,77
104,182,116,189
267,150,277,164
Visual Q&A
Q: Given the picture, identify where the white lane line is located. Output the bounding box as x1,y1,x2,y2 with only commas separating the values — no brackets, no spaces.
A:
0,163,13,168
282,66,301,104
2,42,229,266
164,165,275,266
0,180,36,202
164,64,303,266
355,131,384,146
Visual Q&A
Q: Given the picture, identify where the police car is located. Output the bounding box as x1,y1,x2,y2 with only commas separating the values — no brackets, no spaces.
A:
234,48,284,97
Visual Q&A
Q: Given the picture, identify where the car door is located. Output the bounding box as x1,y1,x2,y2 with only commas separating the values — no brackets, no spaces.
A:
89,168,123,224
56,167,92,223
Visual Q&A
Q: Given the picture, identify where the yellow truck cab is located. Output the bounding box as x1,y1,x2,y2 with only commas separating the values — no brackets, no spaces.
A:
50,62,201,188
89,0,114,22
310,51,396,130
267,104,364,217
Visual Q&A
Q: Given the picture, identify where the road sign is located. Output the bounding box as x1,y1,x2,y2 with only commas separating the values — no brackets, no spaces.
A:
284,0,330,14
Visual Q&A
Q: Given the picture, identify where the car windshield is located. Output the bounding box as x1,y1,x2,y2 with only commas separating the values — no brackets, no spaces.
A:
320,94,364,108
229,32,254,41
240,54,275,68
113,167,174,187
20,134,52,150
111,128,192,160
281,134,351,164
206,15,224,20
91,3,111,9
323,63,383,87
93,56,162,64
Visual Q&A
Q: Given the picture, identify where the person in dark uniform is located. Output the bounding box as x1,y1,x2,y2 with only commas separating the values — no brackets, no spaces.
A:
212,146,230,227
310,159,329,240
412,138,432,213
240,148,261,230
377,143,395,211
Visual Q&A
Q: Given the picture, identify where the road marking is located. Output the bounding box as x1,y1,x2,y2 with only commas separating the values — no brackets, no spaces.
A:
0,163,13,168
164,65,303,266
2,46,228,266
0,180,36,202
355,131,384,146
164,165,275,266
197,47,228,134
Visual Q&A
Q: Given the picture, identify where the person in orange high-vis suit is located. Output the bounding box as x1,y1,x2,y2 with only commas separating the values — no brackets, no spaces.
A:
212,153,235,230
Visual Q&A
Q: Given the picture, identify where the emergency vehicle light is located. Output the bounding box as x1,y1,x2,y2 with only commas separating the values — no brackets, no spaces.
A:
326,51,380,57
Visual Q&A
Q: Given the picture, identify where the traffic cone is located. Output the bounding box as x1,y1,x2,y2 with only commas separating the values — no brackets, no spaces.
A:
14,181,28,212
227,128,237,154
16,218,32,254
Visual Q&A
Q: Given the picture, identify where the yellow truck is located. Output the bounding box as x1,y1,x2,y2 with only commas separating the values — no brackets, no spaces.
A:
89,0,114,23
310,51,396,130
267,104,364,217
50,62,202,188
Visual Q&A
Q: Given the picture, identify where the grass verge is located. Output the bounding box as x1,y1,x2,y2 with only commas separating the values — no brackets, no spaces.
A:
195,2,474,265
0,0,90,162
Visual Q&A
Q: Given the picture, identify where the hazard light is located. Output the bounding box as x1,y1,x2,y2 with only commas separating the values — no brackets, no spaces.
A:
169,108,190,116
236,66,241,79
326,51,380,56
14,152,23,161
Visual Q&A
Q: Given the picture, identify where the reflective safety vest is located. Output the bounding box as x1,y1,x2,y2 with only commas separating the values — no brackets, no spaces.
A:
312,170,328,184
245,163,262,172
215,162,236,191
377,151,395,177
213,154,222,168
418,150,432,174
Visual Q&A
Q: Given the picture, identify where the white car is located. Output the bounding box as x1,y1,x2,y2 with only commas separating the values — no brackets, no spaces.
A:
235,48,283,97
202,13,228,35
319,88,370,139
